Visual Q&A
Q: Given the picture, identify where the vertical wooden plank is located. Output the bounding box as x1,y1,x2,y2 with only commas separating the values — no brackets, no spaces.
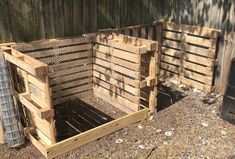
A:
33,0,45,40
82,0,90,33
6,0,22,42
97,0,106,29
114,0,121,28
64,0,74,37
120,0,128,27
0,0,13,42
0,113,5,144
21,0,37,41
90,0,97,32
148,25,153,40
227,0,235,32
54,0,65,38
43,0,55,39
73,0,82,36
215,33,235,94
149,50,157,113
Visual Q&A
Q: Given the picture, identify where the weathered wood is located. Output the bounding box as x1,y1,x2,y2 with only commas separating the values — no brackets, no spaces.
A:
0,112,4,144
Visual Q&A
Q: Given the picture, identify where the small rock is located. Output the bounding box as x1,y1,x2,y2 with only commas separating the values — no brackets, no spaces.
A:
156,129,162,133
163,141,168,145
221,130,227,135
193,88,202,93
201,122,208,127
111,111,116,114
165,131,173,137
179,84,186,88
115,139,123,144
102,117,107,120
138,124,143,129
149,115,154,121
212,110,217,115
138,145,145,149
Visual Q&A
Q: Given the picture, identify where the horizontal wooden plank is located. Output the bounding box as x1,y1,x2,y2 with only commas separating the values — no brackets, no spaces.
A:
26,44,92,59
95,37,147,54
93,77,139,103
50,64,92,78
181,77,212,92
93,71,139,95
39,50,92,65
36,128,53,146
163,22,220,38
94,44,141,63
93,84,139,112
94,90,134,114
3,49,47,76
93,65,139,87
184,69,213,85
93,58,140,79
19,93,52,119
28,74,47,92
162,47,215,67
52,78,92,92
162,39,215,58
13,36,92,52
161,62,181,74
29,83,47,106
53,90,93,106
53,83,92,98
161,55,213,75
46,108,148,159
162,31,217,48
111,34,157,51
93,51,140,71
50,70,92,85
49,57,92,71
162,39,181,50
186,34,217,48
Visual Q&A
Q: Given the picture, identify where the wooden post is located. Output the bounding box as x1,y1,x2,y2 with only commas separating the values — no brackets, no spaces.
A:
149,50,157,113
0,113,5,144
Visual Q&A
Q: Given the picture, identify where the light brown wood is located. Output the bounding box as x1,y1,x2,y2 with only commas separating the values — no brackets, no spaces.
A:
93,84,139,111
46,108,148,159
13,36,92,52
0,113,5,144
19,93,53,119
163,22,220,38
95,35,147,54
3,48,47,76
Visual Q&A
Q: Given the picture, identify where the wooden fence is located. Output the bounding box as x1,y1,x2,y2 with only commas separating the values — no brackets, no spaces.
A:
0,0,234,43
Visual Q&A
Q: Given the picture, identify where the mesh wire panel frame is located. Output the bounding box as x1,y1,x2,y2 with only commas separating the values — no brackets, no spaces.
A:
0,58,25,148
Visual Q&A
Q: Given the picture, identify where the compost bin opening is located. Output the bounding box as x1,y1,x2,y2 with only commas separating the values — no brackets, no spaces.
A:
55,94,127,141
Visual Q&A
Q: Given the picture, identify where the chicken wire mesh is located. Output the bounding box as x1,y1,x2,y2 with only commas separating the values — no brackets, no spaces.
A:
0,58,25,147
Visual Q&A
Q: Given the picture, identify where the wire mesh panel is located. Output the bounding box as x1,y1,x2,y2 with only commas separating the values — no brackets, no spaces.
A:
13,37,93,106
0,56,24,147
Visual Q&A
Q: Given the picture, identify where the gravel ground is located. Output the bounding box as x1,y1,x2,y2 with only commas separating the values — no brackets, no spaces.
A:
0,84,234,159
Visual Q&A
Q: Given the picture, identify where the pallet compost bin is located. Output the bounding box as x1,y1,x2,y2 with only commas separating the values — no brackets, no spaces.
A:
0,34,157,158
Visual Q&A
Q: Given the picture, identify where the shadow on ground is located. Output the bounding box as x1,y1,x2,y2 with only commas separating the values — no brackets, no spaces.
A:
157,83,186,112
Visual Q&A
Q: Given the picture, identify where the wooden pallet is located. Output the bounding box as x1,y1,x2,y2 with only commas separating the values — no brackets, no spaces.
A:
2,47,56,145
13,37,93,106
94,34,157,113
159,22,220,92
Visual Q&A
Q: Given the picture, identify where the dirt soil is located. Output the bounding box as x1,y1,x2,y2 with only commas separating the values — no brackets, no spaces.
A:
0,83,235,159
